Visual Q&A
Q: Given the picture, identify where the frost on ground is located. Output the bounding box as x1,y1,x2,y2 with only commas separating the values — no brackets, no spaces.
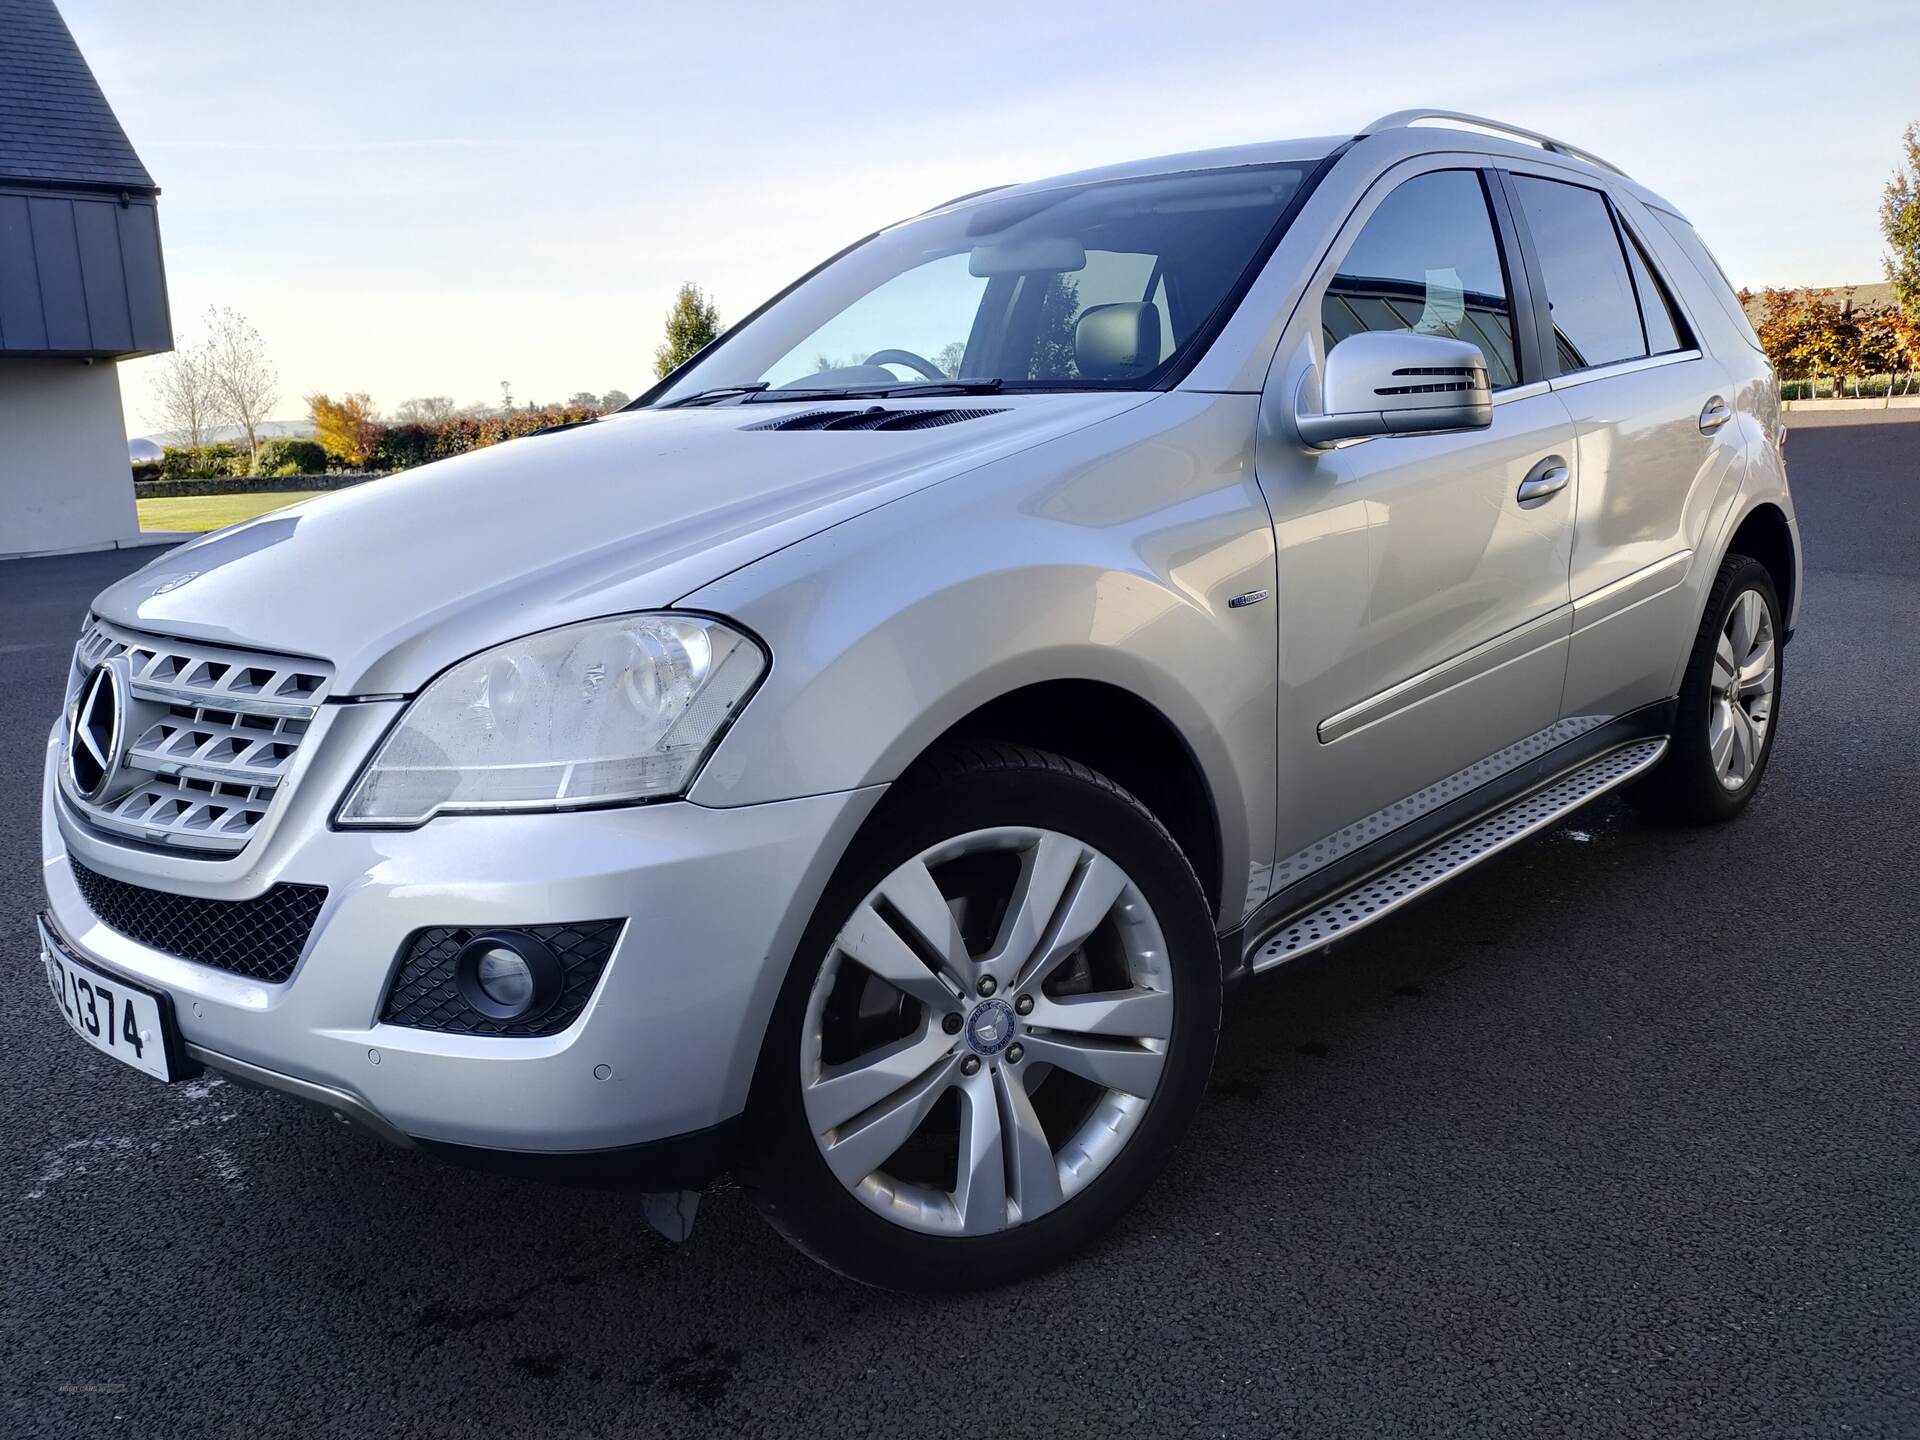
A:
24,1074,245,1200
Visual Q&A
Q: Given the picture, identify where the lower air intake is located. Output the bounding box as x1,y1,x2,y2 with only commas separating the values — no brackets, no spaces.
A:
67,858,327,984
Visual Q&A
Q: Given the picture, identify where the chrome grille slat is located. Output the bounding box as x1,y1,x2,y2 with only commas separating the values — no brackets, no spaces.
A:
62,618,332,855
126,710,303,789
126,679,319,720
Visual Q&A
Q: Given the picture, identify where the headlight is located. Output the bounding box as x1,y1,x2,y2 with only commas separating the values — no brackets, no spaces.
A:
337,613,765,826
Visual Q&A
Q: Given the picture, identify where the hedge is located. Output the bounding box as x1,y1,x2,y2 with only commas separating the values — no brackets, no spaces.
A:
159,443,248,480
251,438,329,478
372,406,598,472
133,473,375,500
143,404,606,490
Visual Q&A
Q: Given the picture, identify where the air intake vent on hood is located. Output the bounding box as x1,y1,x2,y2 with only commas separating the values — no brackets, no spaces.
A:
743,406,1007,433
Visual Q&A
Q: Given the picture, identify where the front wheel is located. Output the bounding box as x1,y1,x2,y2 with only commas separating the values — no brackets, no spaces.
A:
1626,554,1784,822
738,743,1221,1291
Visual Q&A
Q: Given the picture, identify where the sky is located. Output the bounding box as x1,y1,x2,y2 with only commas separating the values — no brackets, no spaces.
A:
56,0,1920,435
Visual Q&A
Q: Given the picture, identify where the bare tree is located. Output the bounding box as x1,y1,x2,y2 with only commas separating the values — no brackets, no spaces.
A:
145,336,224,450
203,305,278,460
395,395,458,424
599,388,631,412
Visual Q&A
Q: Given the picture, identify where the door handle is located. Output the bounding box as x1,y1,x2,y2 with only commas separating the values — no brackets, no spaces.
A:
1699,396,1733,433
1516,456,1570,504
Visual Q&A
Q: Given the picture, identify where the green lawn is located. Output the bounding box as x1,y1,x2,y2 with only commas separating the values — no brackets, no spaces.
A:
137,491,311,533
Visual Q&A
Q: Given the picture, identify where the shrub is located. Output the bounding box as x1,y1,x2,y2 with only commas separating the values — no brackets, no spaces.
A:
158,443,245,480
251,438,328,478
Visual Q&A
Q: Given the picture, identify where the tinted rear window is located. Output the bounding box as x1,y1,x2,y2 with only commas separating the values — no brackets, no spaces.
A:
1512,175,1646,373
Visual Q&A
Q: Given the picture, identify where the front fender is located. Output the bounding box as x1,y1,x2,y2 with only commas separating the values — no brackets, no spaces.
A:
679,393,1278,925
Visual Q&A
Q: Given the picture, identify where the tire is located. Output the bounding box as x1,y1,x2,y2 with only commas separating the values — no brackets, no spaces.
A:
737,741,1221,1291
1626,554,1784,822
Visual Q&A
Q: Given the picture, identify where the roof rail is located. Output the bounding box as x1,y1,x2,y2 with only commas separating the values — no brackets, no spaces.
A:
1362,109,1628,179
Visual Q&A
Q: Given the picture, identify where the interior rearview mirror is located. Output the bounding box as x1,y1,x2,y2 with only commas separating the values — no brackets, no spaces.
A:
1295,331,1493,447
968,236,1088,277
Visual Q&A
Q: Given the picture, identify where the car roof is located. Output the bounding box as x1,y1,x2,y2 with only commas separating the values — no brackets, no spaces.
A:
921,136,1350,215
927,120,1682,224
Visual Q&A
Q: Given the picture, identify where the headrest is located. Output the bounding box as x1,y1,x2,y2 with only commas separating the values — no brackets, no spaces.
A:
1074,301,1161,381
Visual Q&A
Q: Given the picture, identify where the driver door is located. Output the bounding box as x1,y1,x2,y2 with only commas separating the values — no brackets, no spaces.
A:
1257,161,1578,896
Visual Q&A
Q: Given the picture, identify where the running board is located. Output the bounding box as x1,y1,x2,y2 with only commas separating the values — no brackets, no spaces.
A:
1249,738,1667,972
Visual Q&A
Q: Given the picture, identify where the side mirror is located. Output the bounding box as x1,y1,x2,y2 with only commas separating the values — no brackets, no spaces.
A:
1295,331,1493,447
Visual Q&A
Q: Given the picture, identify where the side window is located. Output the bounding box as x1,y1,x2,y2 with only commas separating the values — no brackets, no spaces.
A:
1322,169,1519,389
1620,224,1690,355
1510,175,1647,373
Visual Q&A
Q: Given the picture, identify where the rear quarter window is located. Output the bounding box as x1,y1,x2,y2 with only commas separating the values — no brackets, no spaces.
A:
1650,210,1763,353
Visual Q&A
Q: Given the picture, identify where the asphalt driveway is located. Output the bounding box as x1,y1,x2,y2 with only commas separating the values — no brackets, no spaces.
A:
2,410,1915,1438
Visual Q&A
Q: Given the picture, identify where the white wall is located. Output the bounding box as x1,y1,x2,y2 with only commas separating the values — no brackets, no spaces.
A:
0,357,139,558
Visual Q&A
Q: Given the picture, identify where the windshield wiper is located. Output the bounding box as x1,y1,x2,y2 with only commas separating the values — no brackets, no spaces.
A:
743,378,1006,403
660,383,769,408
870,378,1005,398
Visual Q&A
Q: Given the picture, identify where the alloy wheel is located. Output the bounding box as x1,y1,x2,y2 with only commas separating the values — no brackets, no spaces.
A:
1710,588,1776,790
800,826,1173,1237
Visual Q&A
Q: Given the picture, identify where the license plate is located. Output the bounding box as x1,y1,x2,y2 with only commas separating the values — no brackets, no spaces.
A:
39,918,177,1082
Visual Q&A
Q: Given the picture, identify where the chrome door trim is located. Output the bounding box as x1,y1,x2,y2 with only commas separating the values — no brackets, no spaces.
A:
1317,605,1572,744
1491,380,1552,407
1547,348,1703,394
1570,550,1693,633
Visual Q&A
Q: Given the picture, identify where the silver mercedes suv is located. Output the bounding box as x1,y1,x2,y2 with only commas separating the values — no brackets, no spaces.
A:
39,111,1798,1290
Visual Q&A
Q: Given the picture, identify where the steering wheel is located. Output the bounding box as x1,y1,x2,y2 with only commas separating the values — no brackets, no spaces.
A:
862,348,948,382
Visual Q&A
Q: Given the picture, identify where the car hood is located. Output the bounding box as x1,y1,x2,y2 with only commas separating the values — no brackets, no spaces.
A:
93,394,1149,693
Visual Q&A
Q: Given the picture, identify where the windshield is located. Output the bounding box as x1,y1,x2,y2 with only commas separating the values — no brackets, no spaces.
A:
650,162,1313,404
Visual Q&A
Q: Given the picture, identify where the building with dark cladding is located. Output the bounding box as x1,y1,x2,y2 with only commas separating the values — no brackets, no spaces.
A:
2,0,172,555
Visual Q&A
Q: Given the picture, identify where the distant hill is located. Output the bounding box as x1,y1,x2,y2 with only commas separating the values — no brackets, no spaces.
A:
136,419,314,447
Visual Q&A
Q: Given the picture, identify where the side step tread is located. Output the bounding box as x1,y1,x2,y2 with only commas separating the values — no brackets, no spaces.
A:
1251,737,1667,971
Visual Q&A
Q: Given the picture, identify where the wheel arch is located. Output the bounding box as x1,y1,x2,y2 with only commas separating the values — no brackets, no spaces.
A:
1723,500,1797,636
912,678,1226,923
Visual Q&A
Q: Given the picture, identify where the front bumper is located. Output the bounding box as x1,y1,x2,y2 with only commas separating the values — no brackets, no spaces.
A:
40,722,881,1160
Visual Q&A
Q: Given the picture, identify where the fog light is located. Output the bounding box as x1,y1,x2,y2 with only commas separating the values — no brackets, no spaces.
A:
476,946,534,1010
454,931,562,1022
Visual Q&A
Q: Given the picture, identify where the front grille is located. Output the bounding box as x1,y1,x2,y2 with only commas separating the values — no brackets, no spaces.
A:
68,858,327,984
380,922,623,1037
63,618,332,856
